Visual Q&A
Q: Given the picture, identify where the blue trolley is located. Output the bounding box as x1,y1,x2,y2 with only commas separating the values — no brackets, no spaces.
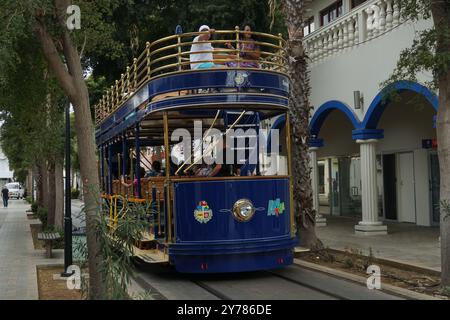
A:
95,28,298,273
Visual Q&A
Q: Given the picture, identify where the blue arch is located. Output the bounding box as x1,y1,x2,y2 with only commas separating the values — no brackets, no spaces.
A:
362,80,438,129
309,100,360,137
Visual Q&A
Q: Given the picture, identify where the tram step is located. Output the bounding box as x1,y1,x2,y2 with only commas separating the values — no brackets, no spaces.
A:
133,246,169,264
294,246,311,253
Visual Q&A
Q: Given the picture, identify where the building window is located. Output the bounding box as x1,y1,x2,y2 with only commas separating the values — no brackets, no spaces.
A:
351,0,367,8
320,1,343,26
303,17,315,36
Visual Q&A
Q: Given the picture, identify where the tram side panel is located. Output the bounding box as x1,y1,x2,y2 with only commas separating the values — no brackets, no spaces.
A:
170,178,297,273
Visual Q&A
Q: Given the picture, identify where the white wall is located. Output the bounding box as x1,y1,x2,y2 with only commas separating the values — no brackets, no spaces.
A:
309,19,433,119
0,148,13,180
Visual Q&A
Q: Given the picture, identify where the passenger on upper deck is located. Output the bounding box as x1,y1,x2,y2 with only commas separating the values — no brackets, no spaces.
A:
190,25,225,70
225,24,260,68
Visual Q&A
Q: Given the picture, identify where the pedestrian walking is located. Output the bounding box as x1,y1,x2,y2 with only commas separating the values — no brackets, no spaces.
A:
1,185,9,208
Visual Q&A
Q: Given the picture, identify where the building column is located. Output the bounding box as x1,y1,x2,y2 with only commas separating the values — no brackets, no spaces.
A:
355,139,387,235
309,138,326,227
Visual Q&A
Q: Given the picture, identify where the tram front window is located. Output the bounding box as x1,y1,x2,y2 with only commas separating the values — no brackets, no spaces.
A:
168,111,288,178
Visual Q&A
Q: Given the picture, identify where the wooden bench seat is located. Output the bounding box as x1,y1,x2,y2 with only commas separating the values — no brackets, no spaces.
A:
37,232,61,258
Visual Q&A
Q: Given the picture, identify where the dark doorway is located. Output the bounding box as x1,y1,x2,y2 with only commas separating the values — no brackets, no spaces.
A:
430,152,440,225
383,154,397,220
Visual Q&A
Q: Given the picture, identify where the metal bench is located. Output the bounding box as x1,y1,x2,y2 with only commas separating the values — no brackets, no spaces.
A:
37,232,61,258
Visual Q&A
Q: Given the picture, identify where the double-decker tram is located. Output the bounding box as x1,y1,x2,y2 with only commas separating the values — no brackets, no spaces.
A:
95,27,298,273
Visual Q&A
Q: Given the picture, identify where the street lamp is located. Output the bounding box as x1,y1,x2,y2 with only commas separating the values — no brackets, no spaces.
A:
61,99,73,277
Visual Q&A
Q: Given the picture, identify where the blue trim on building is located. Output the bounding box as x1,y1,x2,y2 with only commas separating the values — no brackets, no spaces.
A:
362,80,438,129
309,81,438,143
351,129,384,140
309,138,325,148
309,100,360,137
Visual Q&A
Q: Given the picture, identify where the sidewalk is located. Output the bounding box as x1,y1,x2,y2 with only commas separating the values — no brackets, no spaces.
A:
316,215,441,272
0,200,63,299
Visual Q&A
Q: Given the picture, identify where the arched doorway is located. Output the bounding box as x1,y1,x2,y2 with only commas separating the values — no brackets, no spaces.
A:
362,81,438,226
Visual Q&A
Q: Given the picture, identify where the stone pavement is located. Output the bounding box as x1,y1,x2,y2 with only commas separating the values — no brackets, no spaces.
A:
0,200,63,299
316,215,441,272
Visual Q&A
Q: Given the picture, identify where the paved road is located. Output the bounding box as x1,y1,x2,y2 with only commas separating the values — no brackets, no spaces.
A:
132,262,404,300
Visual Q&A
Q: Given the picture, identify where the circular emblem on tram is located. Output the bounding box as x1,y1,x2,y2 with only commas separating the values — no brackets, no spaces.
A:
232,199,255,222
194,201,213,224
234,72,249,86
235,73,245,86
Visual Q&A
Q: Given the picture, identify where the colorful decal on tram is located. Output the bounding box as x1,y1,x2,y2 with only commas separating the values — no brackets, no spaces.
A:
267,199,285,217
194,201,213,224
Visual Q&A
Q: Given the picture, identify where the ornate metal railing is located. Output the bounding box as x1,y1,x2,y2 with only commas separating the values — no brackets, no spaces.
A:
94,28,287,126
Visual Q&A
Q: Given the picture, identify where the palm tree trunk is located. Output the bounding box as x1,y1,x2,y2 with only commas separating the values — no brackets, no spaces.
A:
280,0,322,249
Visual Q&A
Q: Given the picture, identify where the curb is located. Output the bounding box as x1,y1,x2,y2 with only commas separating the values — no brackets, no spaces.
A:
294,259,446,300
325,248,441,277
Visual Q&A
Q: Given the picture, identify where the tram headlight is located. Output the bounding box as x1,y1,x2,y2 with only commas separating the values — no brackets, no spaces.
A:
232,199,255,222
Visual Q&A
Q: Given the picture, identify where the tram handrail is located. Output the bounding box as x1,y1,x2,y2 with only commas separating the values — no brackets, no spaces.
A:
94,28,287,126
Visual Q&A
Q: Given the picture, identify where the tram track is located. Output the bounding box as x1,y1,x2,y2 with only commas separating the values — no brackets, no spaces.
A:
262,270,349,300
132,262,382,300
189,280,234,300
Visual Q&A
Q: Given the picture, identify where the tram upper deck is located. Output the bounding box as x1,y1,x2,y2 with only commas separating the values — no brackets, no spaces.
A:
94,28,290,145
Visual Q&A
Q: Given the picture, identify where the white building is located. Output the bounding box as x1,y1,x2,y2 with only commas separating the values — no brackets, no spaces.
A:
303,0,438,234
0,147,14,186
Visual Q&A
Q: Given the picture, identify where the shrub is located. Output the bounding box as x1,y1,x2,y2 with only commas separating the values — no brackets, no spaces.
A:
37,206,48,227
25,196,32,204
71,188,80,199
31,202,38,214
344,257,354,268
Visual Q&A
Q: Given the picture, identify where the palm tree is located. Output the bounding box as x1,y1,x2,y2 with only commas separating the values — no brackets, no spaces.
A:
270,0,322,249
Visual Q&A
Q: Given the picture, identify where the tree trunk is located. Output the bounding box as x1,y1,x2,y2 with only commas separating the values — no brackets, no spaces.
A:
54,160,64,229
48,160,56,227
280,0,322,249
35,163,44,207
41,160,49,211
34,0,105,299
431,0,450,287
26,169,33,199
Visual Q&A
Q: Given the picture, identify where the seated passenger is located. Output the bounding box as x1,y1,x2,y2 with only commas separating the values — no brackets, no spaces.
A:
195,164,213,177
209,144,233,177
190,25,224,70
121,167,146,197
225,24,260,68
145,160,162,178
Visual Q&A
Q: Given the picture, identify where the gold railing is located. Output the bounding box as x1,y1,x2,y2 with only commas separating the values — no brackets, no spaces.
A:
94,27,287,126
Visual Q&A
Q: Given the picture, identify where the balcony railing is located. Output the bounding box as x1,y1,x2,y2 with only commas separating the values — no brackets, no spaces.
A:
304,0,403,65
94,28,287,126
